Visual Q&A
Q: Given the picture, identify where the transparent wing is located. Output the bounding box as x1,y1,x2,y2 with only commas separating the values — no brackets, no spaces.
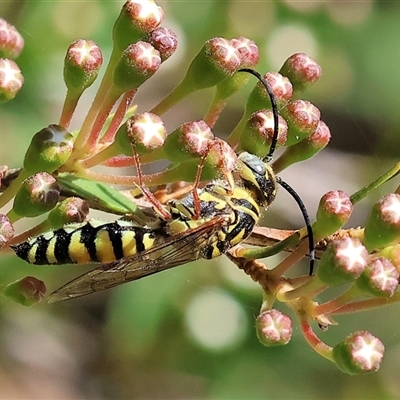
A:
47,216,225,303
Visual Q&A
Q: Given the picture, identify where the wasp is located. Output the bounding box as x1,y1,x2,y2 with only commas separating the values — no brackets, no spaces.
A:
12,69,314,302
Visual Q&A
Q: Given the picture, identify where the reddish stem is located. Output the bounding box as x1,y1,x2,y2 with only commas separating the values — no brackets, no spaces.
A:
59,89,81,129
300,319,333,361
204,98,227,128
100,89,137,145
330,292,400,315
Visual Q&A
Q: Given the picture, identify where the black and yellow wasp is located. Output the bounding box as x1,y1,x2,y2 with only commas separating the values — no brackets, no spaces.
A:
12,69,314,302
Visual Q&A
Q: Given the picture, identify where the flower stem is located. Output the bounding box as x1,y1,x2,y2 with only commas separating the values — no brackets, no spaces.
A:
227,113,247,146
269,239,309,279
150,81,193,116
350,161,400,205
314,284,363,315
300,319,334,361
0,169,29,208
279,275,327,302
330,291,400,315
72,50,118,152
204,97,227,128
100,89,137,145
59,89,81,129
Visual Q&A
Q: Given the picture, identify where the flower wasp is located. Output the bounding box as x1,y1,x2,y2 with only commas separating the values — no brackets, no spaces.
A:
12,68,314,302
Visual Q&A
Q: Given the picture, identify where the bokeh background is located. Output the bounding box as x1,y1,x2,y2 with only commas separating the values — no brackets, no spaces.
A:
0,0,400,398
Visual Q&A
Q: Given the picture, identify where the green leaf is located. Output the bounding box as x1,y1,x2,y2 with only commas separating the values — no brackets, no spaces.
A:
57,173,145,217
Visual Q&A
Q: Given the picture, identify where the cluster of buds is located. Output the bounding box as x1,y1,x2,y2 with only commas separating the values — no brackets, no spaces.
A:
0,18,24,103
0,0,399,375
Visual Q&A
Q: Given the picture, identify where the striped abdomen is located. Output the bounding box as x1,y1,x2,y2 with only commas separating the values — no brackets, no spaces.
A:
12,220,162,265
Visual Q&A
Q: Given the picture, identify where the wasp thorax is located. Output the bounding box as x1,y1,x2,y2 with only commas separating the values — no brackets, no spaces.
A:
237,152,277,207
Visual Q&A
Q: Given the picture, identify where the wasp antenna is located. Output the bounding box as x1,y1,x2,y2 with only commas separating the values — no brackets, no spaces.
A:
238,68,279,160
275,177,315,275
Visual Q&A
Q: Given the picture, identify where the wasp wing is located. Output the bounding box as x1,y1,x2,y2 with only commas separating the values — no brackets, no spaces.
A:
47,216,225,303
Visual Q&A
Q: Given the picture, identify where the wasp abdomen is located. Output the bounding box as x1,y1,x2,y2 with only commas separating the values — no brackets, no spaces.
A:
12,220,160,265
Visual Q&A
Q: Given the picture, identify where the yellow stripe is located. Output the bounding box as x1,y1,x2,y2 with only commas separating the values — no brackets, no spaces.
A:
69,231,91,263
141,233,156,252
46,237,58,264
94,229,116,263
121,231,138,257
27,242,39,264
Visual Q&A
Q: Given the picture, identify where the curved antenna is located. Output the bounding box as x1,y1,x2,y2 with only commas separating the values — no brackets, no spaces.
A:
239,68,315,275
238,68,279,159
276,177,315,275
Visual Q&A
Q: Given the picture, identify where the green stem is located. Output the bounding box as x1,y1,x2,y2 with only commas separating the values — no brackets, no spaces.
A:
239,231,300,260
227,113,247,146
0,169,29,209
279,274,327,302
350,161,400,205
9,219,51,245
6,208,21,224
314,284,363,315
150,80,194,116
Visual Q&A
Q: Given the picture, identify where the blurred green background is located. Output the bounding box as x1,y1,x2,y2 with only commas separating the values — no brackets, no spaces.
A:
0,0,400,398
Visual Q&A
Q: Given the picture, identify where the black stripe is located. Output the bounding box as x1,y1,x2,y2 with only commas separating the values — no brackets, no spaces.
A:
132,227,145,253
231,197,259,217
80,223,100,262
224,210,256,244
34,235,52,264
203,244,215,259
104,223,124,260
11,241,33,263
54,228,73,263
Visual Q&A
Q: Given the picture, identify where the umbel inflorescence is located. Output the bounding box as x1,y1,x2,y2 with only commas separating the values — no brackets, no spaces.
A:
0,0,399,375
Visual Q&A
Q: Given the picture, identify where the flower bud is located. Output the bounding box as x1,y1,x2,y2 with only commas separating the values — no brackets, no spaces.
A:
0,18,24,59
113,41,161,92
213,38,259,102
13,172,60,218
113,0,164,54
256,309,292,346
0,214,14,249
245,71,293,113
181,37,241,92
23,125,74,174
314,190,353,239
147,26,178,62
0,58,23,103
332,331,384,375
47,197,89,228
279,53,322,93
377,244,400,271
64,39,103,93
238,110,287,157
204,138,237,179
356,257,399,297
125,112,166,155
231,37,259,68
163,120,214,162
363,194,400,251
273,120,331,172
317,238,368,286
3,276,46,306
281,100,320,146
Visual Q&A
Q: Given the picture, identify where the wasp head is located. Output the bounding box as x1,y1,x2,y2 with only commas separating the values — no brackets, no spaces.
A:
237,152,277,207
